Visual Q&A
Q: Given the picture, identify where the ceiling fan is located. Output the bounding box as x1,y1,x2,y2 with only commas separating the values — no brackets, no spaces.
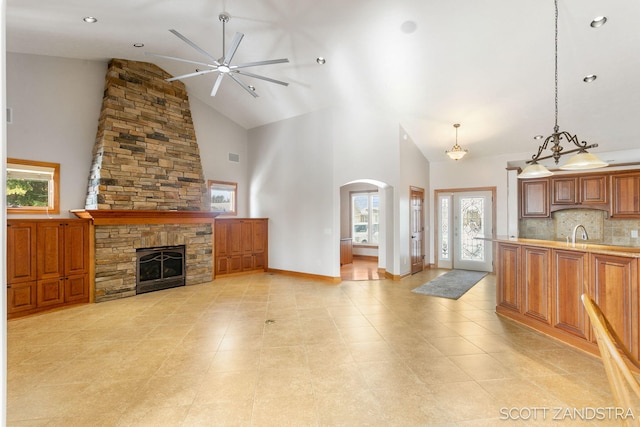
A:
146,13,289,98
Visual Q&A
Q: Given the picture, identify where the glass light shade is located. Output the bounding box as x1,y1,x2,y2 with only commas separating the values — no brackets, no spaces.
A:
446,145,467,160
559,151,609,170
518,163,553,179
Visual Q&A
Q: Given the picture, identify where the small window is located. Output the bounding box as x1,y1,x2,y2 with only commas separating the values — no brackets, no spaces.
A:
7,158,60,214
208,180,237,215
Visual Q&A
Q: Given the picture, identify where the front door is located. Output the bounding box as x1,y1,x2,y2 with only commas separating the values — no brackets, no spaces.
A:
437,189,494,272
410,186,425,274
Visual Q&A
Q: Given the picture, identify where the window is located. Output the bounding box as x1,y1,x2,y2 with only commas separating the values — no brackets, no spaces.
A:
7,158,60,214
208,180,237,215
351,191,379,245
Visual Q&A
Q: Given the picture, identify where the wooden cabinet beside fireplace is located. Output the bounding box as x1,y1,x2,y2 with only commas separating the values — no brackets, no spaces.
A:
7,219,90,318
214,218,268,277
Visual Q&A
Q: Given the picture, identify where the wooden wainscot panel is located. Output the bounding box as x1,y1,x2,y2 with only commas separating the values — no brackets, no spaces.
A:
496,242,520,312
522,246,551,324
591,254,639,361
552,249,589,339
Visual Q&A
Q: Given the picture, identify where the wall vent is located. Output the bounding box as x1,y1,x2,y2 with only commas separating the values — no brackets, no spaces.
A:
228,152,240,163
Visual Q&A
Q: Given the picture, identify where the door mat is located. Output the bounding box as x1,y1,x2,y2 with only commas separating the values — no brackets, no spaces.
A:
411,269,487,300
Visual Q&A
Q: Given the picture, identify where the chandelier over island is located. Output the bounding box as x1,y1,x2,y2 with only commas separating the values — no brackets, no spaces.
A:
518,0,608,179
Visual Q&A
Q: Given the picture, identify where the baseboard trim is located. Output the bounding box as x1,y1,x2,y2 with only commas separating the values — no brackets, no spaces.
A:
266,268,341,284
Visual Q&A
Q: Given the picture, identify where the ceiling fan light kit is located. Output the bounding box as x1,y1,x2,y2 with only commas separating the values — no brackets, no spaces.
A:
518,0,608,179
146,12,289,98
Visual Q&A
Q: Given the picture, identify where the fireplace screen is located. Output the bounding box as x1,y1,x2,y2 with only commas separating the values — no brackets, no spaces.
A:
136,245,186,294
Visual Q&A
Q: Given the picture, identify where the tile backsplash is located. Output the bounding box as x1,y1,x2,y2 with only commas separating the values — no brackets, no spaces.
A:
519,209,640,247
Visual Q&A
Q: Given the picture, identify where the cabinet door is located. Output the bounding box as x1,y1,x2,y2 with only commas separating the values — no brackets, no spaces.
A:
7,221,37,284
522,246,551,324
65,274,89,303
553,250,589,339
37,278,64,307
65,221,89,276
36,222,65,280
612,173,640,217
497,243,520,312
7,281,37,314
580,175,607,204
552,177,577,205
520,179,550,218
591,254,638,360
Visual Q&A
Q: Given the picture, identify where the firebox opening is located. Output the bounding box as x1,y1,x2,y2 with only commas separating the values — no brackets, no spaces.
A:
136,245,186,294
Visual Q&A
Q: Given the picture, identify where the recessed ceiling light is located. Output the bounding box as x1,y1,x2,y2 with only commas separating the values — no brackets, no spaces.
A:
316,57,326,65
534,135,544,140
583,74,597,83
590,16,607,28
133,43,144,48
82,16,98,23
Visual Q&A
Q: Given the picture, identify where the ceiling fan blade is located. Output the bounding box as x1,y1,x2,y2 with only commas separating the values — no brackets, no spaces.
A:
211,73,224,96
169,29,220,65
223,32,244,66
228,73,259,98
145,52,216,68
235,70,289,86
232,58,289,70
166,69,217,82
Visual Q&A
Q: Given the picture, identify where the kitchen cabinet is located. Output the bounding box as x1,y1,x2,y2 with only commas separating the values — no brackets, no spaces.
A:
550,174,608,210
7,219,90,318
522,246,551,324
496,242,520,312
591,253,639,360
214,218,268,277
611,172,640,218
340,238,353,265
552,249,589,339
495,237,640,365
520,178,550,218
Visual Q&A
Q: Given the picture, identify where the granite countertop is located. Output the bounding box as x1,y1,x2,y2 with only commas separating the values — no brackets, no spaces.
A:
492,236,640,258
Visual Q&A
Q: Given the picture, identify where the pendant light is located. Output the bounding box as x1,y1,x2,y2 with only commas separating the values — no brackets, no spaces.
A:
446,123,467,161
519,0,608,179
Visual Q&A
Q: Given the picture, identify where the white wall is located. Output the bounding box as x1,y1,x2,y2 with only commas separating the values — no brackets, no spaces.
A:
248,109,336,276
189,96,249,217
249,107,430,278
6,53,106,217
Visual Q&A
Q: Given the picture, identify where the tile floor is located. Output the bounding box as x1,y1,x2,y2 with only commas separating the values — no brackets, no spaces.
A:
6,269,624,426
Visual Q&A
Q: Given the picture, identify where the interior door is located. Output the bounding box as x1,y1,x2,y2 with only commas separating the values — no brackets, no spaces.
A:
437,190,493,272
410,187,425,274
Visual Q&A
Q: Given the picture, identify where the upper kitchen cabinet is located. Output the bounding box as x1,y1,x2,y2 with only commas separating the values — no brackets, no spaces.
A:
611,171,640,218
549,174,608,211
520,178,550,218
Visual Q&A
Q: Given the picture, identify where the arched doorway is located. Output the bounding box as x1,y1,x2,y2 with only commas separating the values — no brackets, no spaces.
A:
339,179,391,281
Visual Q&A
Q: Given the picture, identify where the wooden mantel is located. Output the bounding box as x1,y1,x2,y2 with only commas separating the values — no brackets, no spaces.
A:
71,209,220,225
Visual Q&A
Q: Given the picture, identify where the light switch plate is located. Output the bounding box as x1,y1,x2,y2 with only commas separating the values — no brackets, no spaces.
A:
632,230,638,238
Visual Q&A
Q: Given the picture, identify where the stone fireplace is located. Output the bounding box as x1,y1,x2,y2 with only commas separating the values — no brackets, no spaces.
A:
74,59,217,302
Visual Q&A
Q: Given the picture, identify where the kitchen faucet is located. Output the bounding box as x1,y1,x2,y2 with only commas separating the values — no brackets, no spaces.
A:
571,224,589,244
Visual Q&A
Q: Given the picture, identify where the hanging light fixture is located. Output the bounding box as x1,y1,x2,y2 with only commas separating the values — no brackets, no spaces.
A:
446,123,468,160
518,0,608,179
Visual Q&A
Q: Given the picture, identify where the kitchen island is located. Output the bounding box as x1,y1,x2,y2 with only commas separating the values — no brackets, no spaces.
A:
495,237,640,364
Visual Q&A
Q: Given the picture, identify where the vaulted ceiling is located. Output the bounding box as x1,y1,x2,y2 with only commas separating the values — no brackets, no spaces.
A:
6,0,640,164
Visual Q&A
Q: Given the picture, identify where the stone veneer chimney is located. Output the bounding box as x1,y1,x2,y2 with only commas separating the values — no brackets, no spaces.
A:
83,59,214,302
86,58,206,210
